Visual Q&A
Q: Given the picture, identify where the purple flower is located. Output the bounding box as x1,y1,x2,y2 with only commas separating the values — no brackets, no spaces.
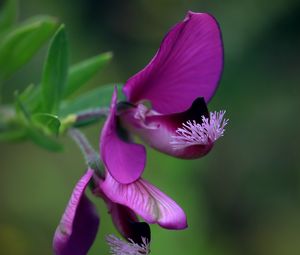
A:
53,168,186,255
101,11,227,184
53,11,226,254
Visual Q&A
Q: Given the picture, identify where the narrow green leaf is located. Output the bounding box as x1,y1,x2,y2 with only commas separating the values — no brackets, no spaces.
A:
13,90,62,151
0,0,18,34
41,24,68,114
32,113,61,135
14,91,31,122
28,128,63,151
59,83,124,117
0,15,59,79
16,84,45,114
64,52,113,98
18,83,35,100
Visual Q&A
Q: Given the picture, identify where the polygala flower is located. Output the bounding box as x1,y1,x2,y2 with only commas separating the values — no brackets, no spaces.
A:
101,11,227,184
53,167,186,255
54,10,227,254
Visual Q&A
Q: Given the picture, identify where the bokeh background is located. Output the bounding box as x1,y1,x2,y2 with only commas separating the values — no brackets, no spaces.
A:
1,0,300,254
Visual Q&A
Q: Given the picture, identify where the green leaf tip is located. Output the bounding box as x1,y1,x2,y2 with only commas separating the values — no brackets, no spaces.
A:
14,90,31,122
64,51,113,98
0,15,59,79
28,128,63,152
32,113,61,136
60,83,123,117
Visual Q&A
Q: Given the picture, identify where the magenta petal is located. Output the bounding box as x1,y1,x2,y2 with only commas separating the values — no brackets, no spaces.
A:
123,11,223,114
120,98,213,159
100,88,146,184
100,172,187,229
53,169,99,255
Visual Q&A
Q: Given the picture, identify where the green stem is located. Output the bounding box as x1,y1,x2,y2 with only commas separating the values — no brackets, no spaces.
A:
61,107,109,131
68,128,104,178
75,107,109,123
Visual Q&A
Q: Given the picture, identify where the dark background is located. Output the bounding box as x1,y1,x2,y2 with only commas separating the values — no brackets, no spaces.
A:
0,0,300,254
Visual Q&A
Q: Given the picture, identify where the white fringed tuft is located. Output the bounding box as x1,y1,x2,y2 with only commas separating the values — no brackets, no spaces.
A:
106,234,150,255
171,110,228,150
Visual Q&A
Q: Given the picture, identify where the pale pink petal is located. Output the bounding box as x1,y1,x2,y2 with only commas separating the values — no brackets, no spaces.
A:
53,169,99,255
100,87,146,184
100,172,187,229
123,12,223,114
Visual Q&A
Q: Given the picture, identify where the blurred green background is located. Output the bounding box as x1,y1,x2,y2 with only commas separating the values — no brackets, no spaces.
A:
1,0,300,254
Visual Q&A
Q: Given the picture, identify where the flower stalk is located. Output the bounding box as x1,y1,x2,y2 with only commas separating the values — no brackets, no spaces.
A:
68,128,104,177
75,107,109,123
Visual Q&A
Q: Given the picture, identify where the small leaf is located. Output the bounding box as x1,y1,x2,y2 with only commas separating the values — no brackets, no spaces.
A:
18,83,35,100
0,15,59,79
17,84,41,113
13,90,63,151
41,24,68,114
32,113,61,135
59,83,124,117
14,91,31,122
0,0,18,34
28,128,63,151
64,52,113,98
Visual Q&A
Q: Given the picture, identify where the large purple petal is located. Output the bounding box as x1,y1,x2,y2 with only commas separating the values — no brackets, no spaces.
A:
123,11,223,114
53,169,99,255
100,88,146,184
100,171,187,230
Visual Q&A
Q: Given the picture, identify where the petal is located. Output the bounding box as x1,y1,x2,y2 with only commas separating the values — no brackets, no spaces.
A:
120,97,213,159
100,171,187,229
53,169,99,255
100,87,146,184
123,12,223,114
108,202,151,244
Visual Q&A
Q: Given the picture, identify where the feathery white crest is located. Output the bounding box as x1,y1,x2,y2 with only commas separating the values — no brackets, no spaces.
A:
171,110,228,150
106,234,150,255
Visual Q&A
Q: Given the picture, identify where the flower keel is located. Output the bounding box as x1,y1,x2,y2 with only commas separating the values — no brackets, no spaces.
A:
100,171,187,229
